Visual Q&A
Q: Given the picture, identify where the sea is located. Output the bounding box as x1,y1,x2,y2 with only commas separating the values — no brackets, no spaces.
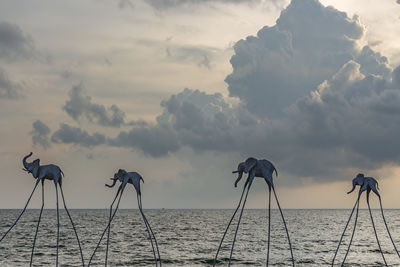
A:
0,209,400,266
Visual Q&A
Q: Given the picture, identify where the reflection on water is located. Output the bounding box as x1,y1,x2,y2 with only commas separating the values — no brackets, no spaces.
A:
0,209,399,266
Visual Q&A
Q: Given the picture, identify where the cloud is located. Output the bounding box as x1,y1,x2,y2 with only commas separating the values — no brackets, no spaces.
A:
0,21,37,61
119,0,134,9
143,0,280,10
30,120,51,149
51,123,106,147
46,0,400,184
0,67,20,99
225,0,390,117
109,88,259,156
63,84,126,128
135,38,219,69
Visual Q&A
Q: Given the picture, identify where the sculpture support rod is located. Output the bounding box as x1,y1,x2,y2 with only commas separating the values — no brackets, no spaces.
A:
60,185,85,267
332,197,358,266
228,181,252,266
138,194,158,267
0,179,40,243
273,187,295,267
89,186,124,266
213,180,248,267
379,196,400,259
105,185,122,267
55,185,60,267
341,195,360,266
30,182,44,267
367,192,387,266
266,186,271,267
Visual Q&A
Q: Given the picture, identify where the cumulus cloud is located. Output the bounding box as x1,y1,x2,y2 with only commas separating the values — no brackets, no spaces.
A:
0,21,37,61
63,84,126,128
51,124,106,147
30,120,51,149
225,0,391,117
0,67,20,98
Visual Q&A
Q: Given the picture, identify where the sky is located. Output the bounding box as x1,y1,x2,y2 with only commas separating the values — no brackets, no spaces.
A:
1,0,400,209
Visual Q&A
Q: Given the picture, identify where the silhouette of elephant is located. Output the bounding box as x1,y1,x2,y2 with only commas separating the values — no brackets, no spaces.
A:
0,152,84,267
214,157,295,267
332,173,400,266
88,169,161,267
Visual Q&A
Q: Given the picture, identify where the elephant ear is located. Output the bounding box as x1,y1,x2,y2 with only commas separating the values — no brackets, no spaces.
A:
32,159,40,178
244,157,257,173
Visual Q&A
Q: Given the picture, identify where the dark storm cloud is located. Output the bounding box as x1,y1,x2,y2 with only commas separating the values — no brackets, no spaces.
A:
51,124,106,147
109,88,260,156
63,84,126,128
0,21,36,61
0,67,20,98
225,0,390,118
30,120,51,149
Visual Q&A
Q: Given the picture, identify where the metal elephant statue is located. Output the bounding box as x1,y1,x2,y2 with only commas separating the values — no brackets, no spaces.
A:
214,157,295,266
332,173,400,266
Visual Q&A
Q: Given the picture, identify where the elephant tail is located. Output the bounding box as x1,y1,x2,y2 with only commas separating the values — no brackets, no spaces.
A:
61,170,65,178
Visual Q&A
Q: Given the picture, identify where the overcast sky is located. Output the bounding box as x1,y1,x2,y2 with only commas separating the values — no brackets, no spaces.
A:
1,0,400,209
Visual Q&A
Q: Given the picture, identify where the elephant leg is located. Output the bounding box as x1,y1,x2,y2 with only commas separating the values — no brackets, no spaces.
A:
367,189,387,266
342,193,360,266
88,185,123,267
0,179,40,243
378,196,400,259
228,180,252,267
213,180,249,267
59,185,85,267
331,196,359,266
30,181,44,267
266,184,271,267
55,184,60,267
137,194,158,267
139,194,162,267
272,187,295,267
105,186,121,267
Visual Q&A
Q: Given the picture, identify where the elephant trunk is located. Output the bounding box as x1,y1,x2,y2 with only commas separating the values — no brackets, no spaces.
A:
22,152,33,171
347,180,356,194
106,178,118,188
233,171,243,188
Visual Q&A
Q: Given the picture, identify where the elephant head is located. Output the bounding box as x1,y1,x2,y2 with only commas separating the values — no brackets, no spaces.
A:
22,152,40,178
232,157,257,187
347,173,365,194
106,169,127,188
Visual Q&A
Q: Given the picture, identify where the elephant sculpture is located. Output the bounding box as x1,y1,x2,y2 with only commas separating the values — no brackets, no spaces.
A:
88,169,161,267
0,152,84,267
213,157,295,267
332,173,400,266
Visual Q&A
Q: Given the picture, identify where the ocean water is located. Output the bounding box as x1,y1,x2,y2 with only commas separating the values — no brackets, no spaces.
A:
0,209,400,266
